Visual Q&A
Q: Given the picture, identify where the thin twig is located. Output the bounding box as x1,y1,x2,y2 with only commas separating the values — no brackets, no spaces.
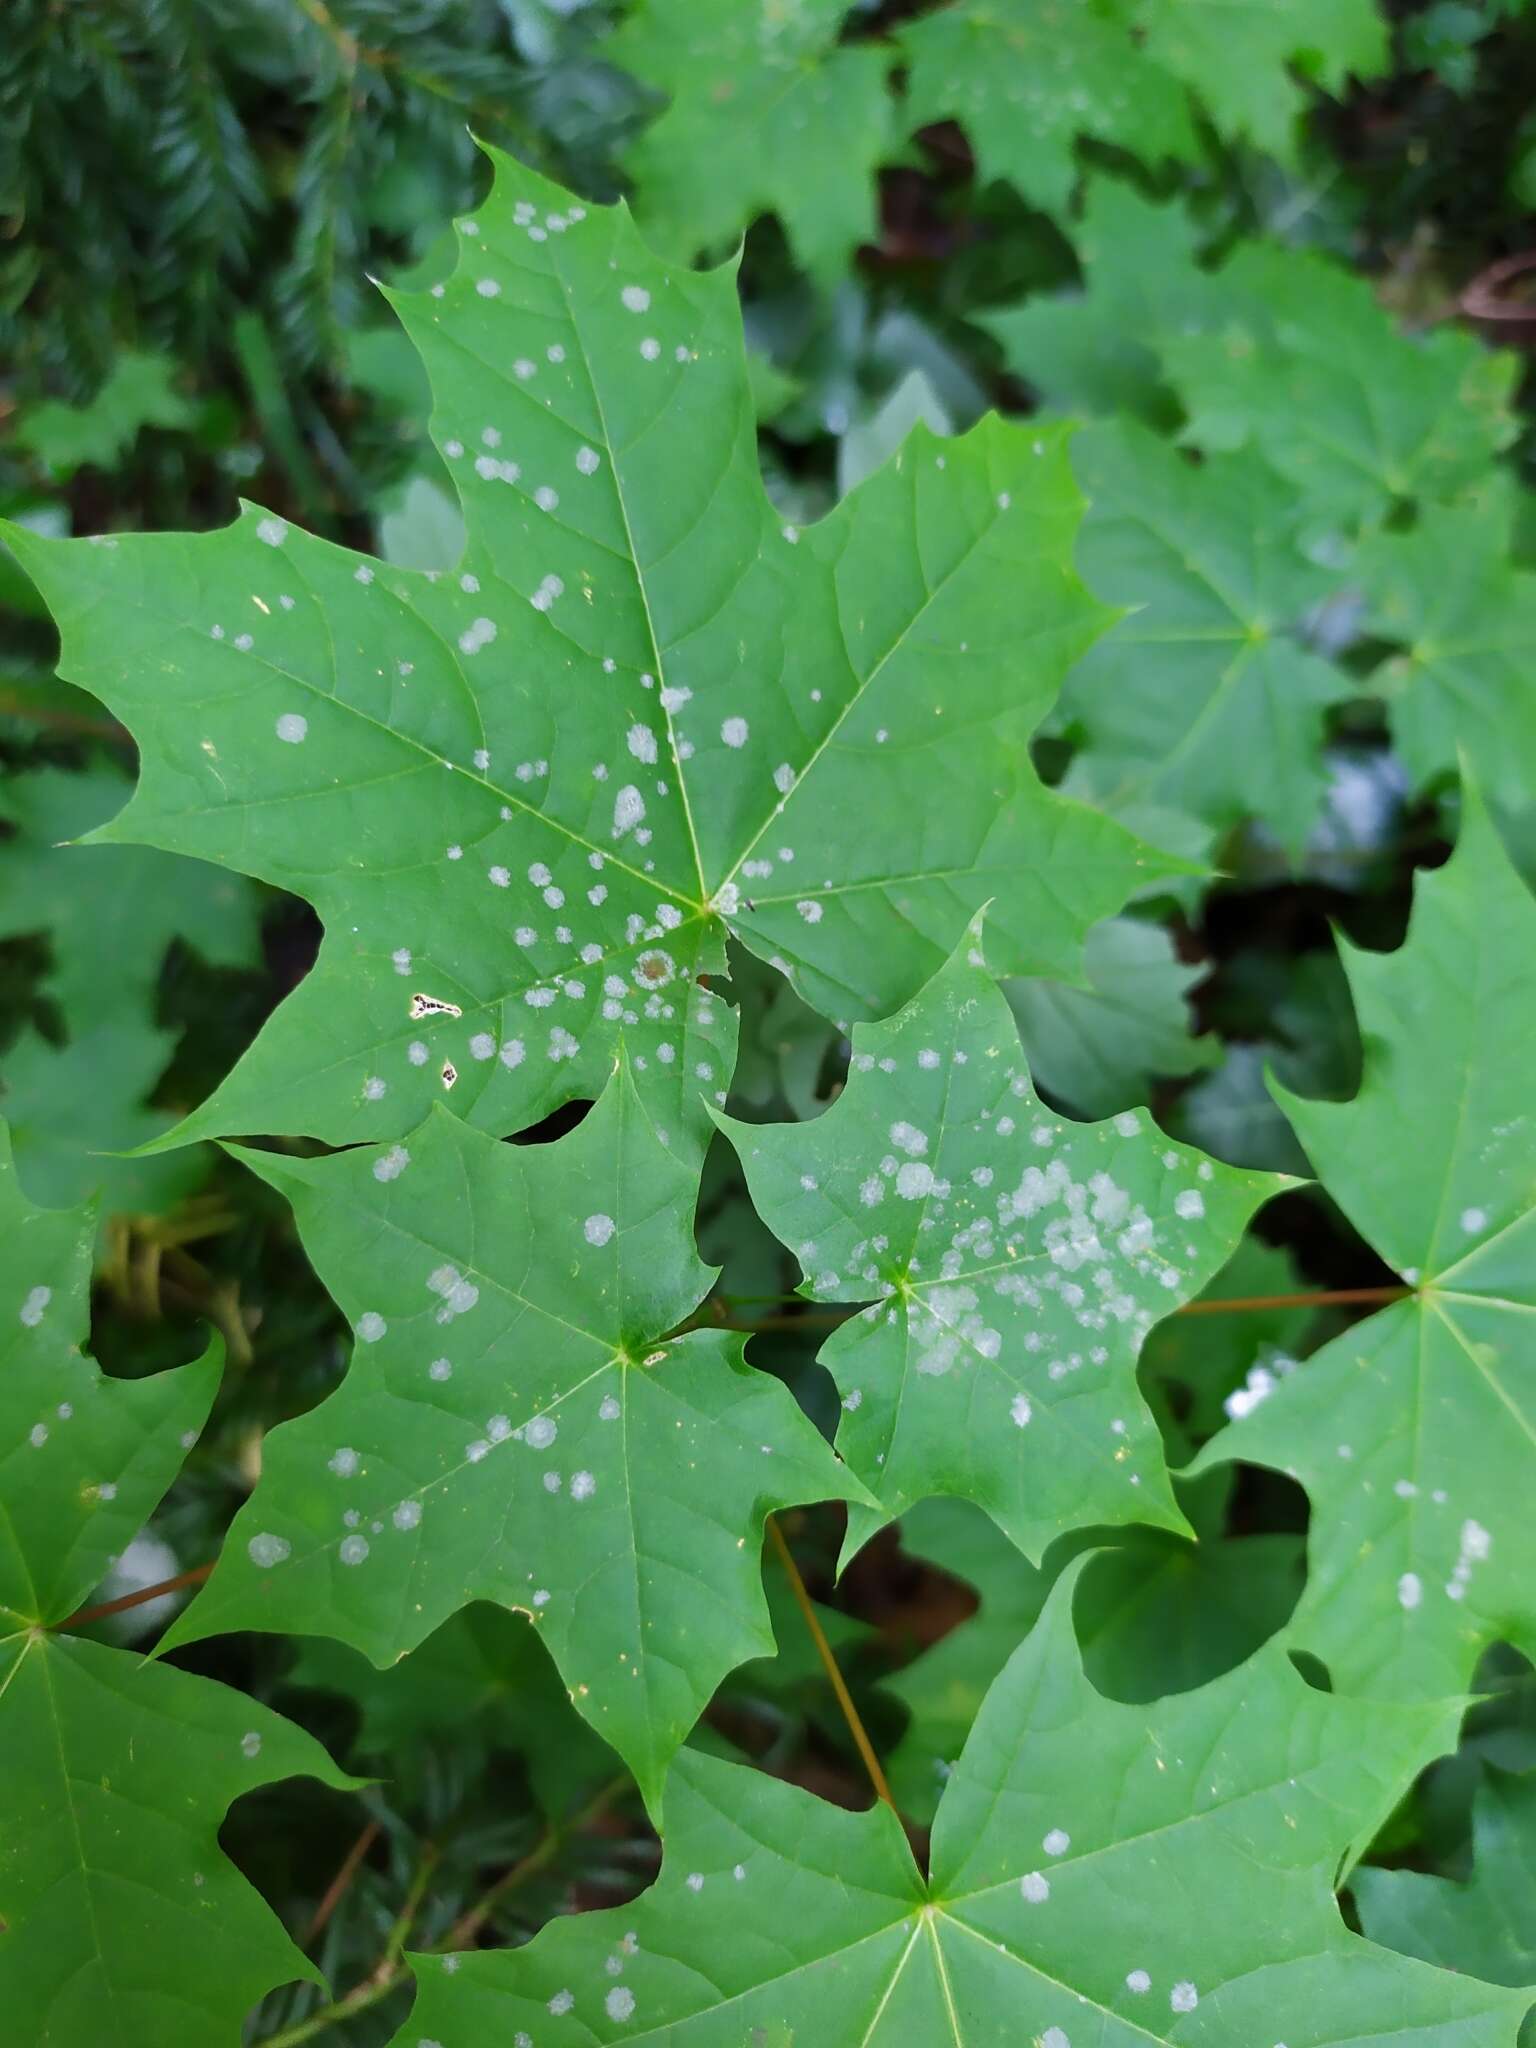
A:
63,1561,214,1629
255,1974,395,2048
0,694,131,739
305,1820,382,1945
704,1283,1412,1334
1176,1285,1411,1316
766,1516,895,1812
442,1773,629,1950
378,1851,437,1973
57,1286,1404,1629
254,1776,630,2048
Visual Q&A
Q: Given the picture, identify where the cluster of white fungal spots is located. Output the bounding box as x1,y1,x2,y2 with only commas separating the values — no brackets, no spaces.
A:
458,616,497,657
1447,1517,1492,1603
427,1265,480,1323
758,1027,1228,1460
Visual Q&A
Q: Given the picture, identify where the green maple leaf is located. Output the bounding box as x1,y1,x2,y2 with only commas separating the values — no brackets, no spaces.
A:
1063,420,1354,850
9,150,1163,1161
609,0,894,282
1195,787,1536,1697
395,1567,1522,2046
1354,1767,1536,1993
0,763,260,1012
0,759,261,1212
1003,914,1218,1122
1,1024,204,1215
980,178,1209,426
720,915,1282,1567
163,1065,866,1816
15,350,195,478
1157,239,1519,528
898,0,1199,219
882,1499,1301,1820
1134,0,1389,161
1359,497,1536,811
0,1125,350,2045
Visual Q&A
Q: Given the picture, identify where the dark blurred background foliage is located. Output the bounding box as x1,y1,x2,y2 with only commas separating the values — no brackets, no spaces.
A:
6,3,1536,2040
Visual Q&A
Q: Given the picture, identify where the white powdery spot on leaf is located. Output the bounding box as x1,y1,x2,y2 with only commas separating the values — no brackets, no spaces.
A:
356,1312,387,1343
275,713,308,744
584,1213,616,1247
248,1532,290,1568
19,1285,51,1327
1020,1871,1049,1903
